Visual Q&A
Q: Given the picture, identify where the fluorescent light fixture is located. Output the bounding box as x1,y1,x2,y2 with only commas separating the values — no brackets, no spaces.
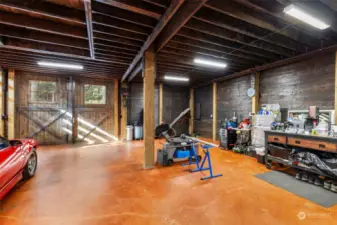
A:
164,76,189,82
194,58,227,68
284,4,330,30
38,61,83,70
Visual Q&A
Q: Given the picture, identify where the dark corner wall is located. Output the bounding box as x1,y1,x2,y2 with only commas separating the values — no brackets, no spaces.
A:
194,84,213,138
260,52,335,110
128,82,189,135
163,85,189,135
193,52,336,139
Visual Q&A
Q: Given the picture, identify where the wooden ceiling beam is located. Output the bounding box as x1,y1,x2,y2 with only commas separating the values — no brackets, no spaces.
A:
0,0,85,25
185,21,294,57
92,13,153,35
95,49,136,59
93,24,147,42
127,61,143,82
142,0,170,8
5,37,90,57
95,0,163,19
154,0,208,53
0,52,129,70
121,0,185,82
0,45,130,66
84,0,95,59
92,1,157,27
94,41,140,52
158,48,249,67
176,28,282,59
94,33,143,47
205,0,321,48
161,46,261,67
0,25,88,49
165,42,268,65
171,35,276,60
232,0,336,43
94,44,138,55
166,40,272,63
0,11,87,39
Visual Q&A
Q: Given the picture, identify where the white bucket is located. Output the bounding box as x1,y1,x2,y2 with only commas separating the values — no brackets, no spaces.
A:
126,125,134,141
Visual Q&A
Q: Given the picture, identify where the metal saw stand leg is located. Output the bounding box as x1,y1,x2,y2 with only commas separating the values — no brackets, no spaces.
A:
180,143,200,170
190,145,223,180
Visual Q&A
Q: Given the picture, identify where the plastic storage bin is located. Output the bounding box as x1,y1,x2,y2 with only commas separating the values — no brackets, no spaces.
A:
134,125,143,140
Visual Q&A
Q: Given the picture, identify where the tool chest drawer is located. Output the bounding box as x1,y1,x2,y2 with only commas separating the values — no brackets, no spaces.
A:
267,135,286,145
287,137,337,152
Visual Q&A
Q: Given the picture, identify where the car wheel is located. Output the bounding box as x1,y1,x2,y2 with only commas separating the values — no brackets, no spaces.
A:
23,150,37,180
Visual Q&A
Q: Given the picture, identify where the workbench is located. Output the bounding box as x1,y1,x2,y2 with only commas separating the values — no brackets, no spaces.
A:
265,130,337,179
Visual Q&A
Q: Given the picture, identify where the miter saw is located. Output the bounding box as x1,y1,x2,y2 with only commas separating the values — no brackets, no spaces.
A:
155,108,201,166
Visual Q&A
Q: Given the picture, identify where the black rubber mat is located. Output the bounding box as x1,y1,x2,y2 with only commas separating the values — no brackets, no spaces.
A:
255,170,337,208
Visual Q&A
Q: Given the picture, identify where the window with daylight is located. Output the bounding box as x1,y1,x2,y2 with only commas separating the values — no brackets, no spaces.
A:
29,80,57,103
84,84,106,105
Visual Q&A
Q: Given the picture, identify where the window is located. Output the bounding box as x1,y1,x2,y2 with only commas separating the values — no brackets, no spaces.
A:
0,136,10,150
84,84,106,104
29,80,56,103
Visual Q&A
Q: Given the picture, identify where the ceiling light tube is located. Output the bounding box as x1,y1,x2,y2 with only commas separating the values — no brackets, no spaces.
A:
284,4,330,30
194,58,227,68
164,76,189,82
38,61,83,70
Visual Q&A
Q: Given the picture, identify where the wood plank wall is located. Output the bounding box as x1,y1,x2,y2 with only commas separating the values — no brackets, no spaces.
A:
193,52,336,140
194,84,212,138
162,85,189,135
217,75,252,128
128,82,159,127
260,52,335,110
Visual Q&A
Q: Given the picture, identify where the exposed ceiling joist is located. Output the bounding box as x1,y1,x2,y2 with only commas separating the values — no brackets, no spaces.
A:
206,0,320,48
95,0,162,19
154,0,209,53
121,0,185,82
84,0,95,59
0,0,85,25
0,11,87,39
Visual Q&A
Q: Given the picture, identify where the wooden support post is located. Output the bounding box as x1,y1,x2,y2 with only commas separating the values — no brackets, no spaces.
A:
212,82,217,141
0,69,3,137
159,83,163,123
68,77,77,144
252,72,260,114
143,47,155,169
335,51,337,124
7,69,15,139
120,83,128,140
114,79,119,139
189,88,194,135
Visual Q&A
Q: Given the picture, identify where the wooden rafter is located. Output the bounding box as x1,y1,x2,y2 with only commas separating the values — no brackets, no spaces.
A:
121,0,185,82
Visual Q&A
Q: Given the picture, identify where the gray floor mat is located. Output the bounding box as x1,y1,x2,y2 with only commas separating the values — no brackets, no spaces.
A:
255,170,337,208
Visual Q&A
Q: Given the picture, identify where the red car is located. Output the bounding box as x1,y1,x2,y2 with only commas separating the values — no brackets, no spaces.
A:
0,136,38,200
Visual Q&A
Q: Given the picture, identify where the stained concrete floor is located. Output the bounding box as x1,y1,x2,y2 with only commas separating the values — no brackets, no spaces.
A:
0,139,337,225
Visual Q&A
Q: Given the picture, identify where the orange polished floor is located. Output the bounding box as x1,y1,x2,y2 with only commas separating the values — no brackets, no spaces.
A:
1,140,337,225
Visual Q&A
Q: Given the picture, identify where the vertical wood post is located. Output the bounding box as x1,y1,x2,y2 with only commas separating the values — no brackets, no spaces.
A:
114,79,119,139
189,88,194,135
0,69,3,137
69,77,77,144
334,51,337,124
120,84,128,140
212,82,217,141
159,83,163,123
143,47,155,169
252,72,260,114
7,69,15,139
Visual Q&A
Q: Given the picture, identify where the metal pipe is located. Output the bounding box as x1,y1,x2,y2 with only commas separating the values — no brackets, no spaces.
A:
184,135,219,148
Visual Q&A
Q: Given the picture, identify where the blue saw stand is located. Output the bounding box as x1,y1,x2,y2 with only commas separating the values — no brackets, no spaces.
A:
182,141,222,180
